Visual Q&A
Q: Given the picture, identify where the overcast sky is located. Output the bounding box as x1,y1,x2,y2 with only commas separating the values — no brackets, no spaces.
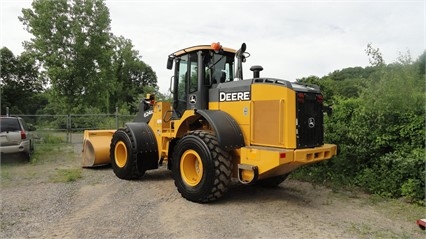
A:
1,0,425,93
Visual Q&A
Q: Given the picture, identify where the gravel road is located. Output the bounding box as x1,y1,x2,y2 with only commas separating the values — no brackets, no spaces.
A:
1,139,424,239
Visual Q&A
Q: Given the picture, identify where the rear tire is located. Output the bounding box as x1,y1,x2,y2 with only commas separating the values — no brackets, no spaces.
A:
173,130,232,203
110,128,144,180
24,140,34,162
255,174,290,187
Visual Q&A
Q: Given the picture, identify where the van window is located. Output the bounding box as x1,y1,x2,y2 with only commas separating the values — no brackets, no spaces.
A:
0,118,21,132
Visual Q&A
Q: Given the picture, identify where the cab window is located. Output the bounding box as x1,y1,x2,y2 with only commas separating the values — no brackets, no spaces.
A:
206,53,234,84
175,52,198,117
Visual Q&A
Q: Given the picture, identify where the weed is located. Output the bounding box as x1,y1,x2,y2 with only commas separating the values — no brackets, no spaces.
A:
50,168,82,183
1,168,11,181
36,132,67,144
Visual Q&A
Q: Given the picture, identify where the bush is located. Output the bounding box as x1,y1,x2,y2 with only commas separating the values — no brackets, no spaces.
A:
38,132,67,144
354,149,425,202
295,53,425,204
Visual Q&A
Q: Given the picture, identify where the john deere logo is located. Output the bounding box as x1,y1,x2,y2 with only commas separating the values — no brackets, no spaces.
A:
189,95,197,104
308,117,315,128
219,91,250,102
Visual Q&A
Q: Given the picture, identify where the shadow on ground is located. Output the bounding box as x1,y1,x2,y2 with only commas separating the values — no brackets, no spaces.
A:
1,154,30,165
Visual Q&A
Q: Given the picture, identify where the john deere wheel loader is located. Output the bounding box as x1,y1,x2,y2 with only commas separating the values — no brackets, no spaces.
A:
82,42,337,203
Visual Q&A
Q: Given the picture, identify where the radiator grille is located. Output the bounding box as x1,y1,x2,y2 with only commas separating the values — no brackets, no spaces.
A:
296,93,324,148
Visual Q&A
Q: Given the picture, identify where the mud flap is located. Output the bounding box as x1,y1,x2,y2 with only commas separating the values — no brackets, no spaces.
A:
195,110,245,150
125,122,159,171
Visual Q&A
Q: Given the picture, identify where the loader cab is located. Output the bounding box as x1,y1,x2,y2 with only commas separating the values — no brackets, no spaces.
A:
167,44,236,118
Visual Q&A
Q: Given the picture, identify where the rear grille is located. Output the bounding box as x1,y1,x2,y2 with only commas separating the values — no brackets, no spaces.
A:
296,93,324,148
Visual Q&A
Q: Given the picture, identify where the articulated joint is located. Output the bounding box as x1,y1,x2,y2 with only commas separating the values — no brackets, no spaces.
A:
237,164,259,185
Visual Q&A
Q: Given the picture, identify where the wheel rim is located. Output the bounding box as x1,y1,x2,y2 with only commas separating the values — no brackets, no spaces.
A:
115,141,127,168
180,149,203,186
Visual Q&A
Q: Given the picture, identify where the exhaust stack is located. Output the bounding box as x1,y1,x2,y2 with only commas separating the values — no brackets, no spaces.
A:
250,65,263,78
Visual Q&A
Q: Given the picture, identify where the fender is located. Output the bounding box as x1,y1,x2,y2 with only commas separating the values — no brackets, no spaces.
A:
125,122,159,171
196,110,245,150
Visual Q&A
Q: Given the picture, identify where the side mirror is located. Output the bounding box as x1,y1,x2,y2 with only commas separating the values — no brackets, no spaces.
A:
167,57,173,70
240,43,246,53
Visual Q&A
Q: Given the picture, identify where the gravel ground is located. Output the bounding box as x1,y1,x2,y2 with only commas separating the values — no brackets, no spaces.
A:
1,138,424,239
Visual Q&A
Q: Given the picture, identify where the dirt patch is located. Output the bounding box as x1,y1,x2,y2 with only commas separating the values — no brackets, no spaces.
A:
1,141,424,239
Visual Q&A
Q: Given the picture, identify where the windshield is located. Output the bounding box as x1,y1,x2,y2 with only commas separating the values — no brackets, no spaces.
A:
206,53,234,84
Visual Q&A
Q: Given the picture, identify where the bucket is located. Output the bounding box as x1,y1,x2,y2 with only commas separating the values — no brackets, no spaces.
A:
82,130,116,167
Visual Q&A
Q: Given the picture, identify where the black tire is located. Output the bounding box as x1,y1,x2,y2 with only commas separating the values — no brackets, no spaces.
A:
23,140,34,162
173,130,232,203
255,174,290,188
110,128,144,180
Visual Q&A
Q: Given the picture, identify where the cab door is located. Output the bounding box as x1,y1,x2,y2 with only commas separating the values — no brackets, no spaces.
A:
173,52,199,118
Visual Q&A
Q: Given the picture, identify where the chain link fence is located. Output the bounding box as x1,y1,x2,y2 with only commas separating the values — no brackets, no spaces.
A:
8,109,134,144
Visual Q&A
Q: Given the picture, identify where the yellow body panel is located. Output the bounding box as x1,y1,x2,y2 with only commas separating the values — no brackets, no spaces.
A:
207,83,336,182
250,84,297,148
148,101,200,161
217,101,251,149
239,144,337,181
149,102,175,159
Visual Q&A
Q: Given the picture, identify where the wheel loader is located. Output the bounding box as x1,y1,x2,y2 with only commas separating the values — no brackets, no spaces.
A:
82,42,337,203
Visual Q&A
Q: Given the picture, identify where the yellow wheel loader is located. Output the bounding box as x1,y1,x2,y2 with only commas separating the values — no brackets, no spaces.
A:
82,42,337,203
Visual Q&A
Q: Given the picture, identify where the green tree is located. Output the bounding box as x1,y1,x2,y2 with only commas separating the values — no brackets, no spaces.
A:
19,0,113,113
110,35,158,113
0,47,46,115
365,42,385,67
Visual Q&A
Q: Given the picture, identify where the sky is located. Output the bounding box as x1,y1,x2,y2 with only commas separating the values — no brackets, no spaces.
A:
1,0,425,94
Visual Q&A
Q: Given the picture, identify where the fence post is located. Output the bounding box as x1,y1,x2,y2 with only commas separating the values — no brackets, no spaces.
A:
67,114,71,143
115,107,119,129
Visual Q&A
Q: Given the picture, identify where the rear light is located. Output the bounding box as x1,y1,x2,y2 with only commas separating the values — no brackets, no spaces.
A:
297,93,305,103
316,94,324,104
21,130,27,140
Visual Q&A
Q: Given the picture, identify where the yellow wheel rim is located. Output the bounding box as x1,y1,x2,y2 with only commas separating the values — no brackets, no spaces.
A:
180,149,203,186
115,141,127,168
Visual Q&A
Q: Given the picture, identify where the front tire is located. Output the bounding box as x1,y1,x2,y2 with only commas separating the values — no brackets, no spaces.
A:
173,130,232,203
110,128,144,180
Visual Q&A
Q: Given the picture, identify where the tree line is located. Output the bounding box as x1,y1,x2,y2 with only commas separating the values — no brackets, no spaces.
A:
1,0,158,116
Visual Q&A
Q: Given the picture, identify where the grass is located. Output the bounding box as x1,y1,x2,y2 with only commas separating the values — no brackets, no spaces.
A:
375,198,425,223
30,143,74,164
1,169,11,180
49,168,82,183
347,222,413,239
35,131,67,144
1,132,83,186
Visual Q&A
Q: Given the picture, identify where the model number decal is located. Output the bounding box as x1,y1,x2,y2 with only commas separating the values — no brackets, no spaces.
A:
219,91,250,102
144,110,153,117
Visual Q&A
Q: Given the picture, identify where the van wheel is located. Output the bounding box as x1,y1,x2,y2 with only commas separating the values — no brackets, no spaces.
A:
24,140,34,162
110,128,144,180
173,130,232,203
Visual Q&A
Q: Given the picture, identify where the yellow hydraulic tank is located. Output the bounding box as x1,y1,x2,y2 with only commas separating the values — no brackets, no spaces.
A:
82,130,116,167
